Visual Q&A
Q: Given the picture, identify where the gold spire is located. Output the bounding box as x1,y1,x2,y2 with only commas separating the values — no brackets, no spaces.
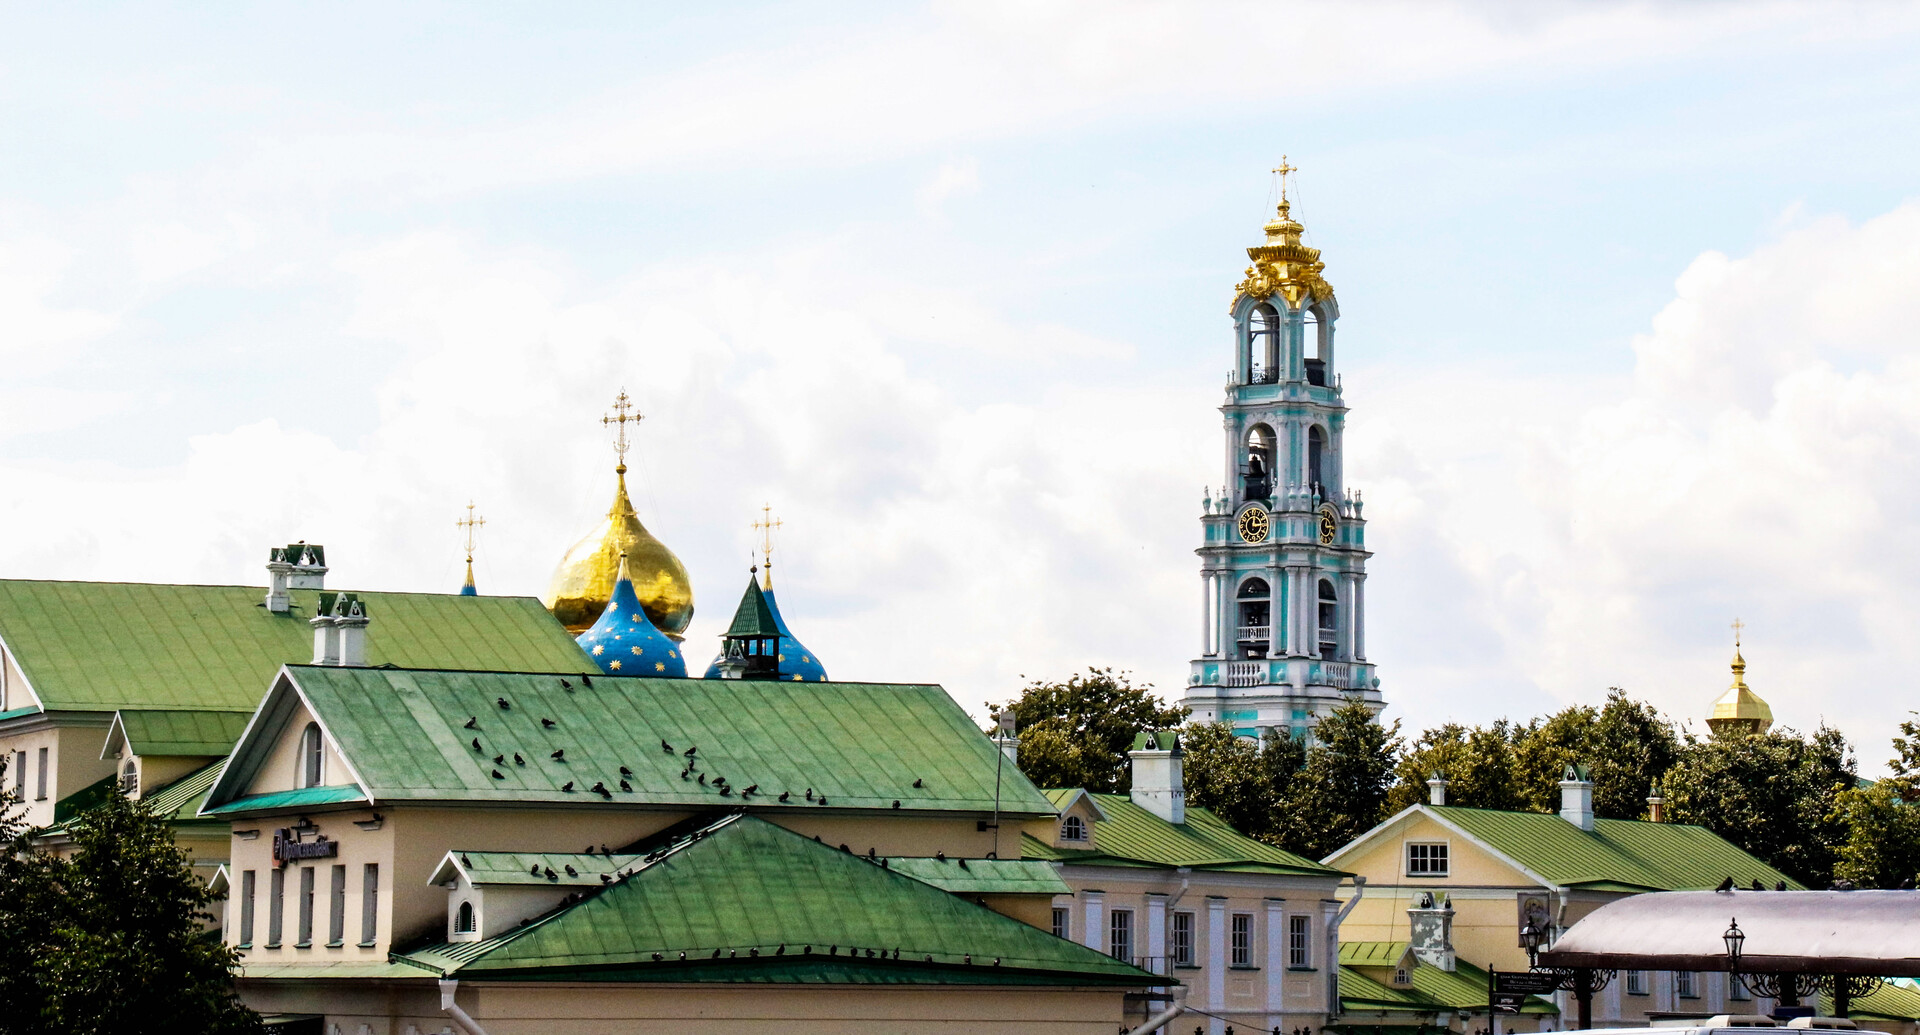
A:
1233,158,1333,311
752,503,783,590
457,501,486,593
1707,618,1773,737
542,392,694,638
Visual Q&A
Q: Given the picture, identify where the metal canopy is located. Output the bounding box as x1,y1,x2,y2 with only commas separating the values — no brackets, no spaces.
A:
1539,890,1920,977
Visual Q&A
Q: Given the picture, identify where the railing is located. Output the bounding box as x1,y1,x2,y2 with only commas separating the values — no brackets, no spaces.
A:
1234,625,1270,642
1248,366,1279,385
1225,661,1264,687
1132,955,1170,975
1320,661,1351,685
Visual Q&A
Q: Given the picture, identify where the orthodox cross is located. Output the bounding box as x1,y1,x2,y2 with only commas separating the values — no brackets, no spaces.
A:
601,390,644,468
1273,156,1297,202
752,504,783,579
457,501,486,564
1731,616,1744,647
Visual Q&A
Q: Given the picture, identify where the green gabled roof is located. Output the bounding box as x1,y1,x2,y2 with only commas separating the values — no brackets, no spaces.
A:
1427,805,1803,891
205,784,366,815
1025,790,1339,875
398,815,1164,986
1340,942,1556,1015
1826,979,1920,1022
112,710,252,757
0,580,589,713
39,759,227,839
723,578,779,639
884,857,1070,896
437,850,645,887
208,667,1056,816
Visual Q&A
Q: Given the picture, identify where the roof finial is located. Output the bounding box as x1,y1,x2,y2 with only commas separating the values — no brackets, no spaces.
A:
1729,617,1748,687
1272,155,1297,203
601,390,645,473
752,504,783,589
457,501,486,595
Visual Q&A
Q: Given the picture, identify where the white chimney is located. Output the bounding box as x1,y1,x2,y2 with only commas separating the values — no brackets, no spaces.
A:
335,596,369,667
1427,771,1449,806
266,543,327,612
1407,891,1456,972
1128,730,1185,825
1559,763,1594,831
310,611,339,665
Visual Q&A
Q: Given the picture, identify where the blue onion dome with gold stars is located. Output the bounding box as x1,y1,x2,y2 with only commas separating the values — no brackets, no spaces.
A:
702,563,827,681
577,553,685,677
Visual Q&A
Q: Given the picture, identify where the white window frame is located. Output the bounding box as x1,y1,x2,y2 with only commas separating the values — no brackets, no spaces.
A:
298,723,324,788
1172,911,1195,967
1109,909,1134,962
1231,913,1254,967
1061,815,1087,842
1627,970,1648,996
1288,914,1312,968
1676,971,1697,999
1051,907,1069,940
1406,841,1449,876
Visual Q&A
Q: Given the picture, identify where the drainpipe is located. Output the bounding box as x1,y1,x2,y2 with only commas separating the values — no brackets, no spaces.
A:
1125,985,1189,1035
439,979,492,1035
1326,876,1366,1020
1166,867,1193,910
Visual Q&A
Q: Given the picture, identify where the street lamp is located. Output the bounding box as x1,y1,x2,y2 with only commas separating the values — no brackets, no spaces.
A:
1723,918,1745,975
1519,919,1544,969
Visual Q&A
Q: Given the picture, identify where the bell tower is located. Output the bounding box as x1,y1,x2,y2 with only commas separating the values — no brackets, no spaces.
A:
1181,164,1383,739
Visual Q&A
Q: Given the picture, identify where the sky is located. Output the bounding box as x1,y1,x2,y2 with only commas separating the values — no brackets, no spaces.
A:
3,2,1920,770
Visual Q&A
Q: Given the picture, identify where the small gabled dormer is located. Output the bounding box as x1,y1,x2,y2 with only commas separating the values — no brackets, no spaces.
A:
1038,789,1107,850
429,850,643,943
1349,942,1420,989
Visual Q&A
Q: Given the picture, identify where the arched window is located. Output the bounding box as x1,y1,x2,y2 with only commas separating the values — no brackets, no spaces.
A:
454,901,475,934
298,723,324,789
1237,578,1272,660
1248,304,1280,383
1061,815,1087,842
1244,425,1276,502
1308,426,1326,497
1304,308,1328,386
1317,580,1339,660
121,759,138,796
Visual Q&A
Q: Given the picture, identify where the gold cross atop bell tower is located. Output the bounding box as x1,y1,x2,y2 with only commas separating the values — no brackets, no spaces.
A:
752,504,783,588
457,501,486,594
1272,155,1297,202
602,390,644,471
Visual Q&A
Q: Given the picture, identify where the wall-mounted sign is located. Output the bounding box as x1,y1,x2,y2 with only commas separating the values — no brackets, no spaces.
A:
1516,891,1552,947
272,828,339,868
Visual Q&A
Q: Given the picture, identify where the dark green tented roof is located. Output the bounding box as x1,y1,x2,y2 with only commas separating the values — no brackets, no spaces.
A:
723,578,780,639
1022,790,1340,875
0,580,589,713
1426,805,1803,891
398,816,1164,986
206,667,1057,816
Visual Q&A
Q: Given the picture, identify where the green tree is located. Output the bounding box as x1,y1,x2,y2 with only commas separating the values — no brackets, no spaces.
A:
994,668,1187,792
1388,721,1523,813
1665,724,1856,887
1833,715,1920,889
1285,701,1402,860
1182,723,1306,846
1508,689,1680,818
0,780,261,1035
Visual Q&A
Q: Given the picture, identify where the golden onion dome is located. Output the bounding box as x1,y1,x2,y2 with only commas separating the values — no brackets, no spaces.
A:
1706,644,1773,737
542,463,694,639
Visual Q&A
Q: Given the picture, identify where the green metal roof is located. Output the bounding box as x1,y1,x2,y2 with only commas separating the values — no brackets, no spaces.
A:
1022,790,1340,875
1426,805,1803,891
723,578,779,639
1826,979,1920,1022
437,850,646,888
206,667,1056,816
397,815,1165,986
884,857,1070,896
0,580,590,714
205,784,366,815
40,758,227,839
112,710,252,757
1340,941,1557,1015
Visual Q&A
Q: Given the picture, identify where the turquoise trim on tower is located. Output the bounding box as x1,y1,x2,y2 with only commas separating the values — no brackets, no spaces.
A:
576,554,685,677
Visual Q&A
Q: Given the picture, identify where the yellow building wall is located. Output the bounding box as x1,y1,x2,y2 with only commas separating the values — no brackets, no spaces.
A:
1,719,117,829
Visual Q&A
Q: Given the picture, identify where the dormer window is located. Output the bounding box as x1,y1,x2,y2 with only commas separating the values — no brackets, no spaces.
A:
120,759,138,797
1061,815,1087,842
454,901,475,935
298,723,324,788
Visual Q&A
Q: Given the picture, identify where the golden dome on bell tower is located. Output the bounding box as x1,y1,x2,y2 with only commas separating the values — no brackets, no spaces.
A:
1706,619,1773,738
542,391,694,639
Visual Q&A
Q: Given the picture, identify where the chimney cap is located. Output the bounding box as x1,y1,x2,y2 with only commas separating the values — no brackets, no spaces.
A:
1130,730,1181,754
1561,763,1592,783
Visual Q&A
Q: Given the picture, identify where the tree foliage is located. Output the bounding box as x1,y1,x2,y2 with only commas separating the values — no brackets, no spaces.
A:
1285,701,1402,860
1181,723,1305,846
1833,714,1920,889
1388,721,1523,813
995,667,1187,793
0,764,261,1035
1665,724,1856,887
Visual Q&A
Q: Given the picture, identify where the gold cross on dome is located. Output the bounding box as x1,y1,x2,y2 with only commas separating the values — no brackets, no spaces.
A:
1272,156,1297,202
457,501,486,563
601,390,645,467
752,503,783,573
1731,616,1745,646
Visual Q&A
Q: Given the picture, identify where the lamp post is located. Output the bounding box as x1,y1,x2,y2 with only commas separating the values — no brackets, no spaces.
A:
1723,918,1744,976
1520,919,1544,970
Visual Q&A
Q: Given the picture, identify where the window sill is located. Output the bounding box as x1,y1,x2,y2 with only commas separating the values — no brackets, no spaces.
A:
1403,873,1449,879
1230,965,1261,971
1175,964,1203,971
265,943,282,950
237,943,252,950
325,940,343,948
294,941,311,949
357,941,377,949
1288,966,1318,972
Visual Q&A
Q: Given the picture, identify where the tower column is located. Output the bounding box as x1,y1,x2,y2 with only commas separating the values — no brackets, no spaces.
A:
1201,570,1213,656
1266,561,1283,662
1351,573,1367,661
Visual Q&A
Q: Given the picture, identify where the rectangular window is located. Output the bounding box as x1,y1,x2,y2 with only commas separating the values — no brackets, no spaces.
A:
297,866,315,947
1406,842,1448,875
1288,914,1311,968
35,747,48,801
1109,909,1134,962
1231,913,1253,967
1050,907,1069,939
360,864,379,947
267,868,285,948
11,751,22,794
327,864,346,946
1676,971,1697,998
1173,911,1195,967
1627,970,1648,996
238,870,256,948
1729,973,1751,1001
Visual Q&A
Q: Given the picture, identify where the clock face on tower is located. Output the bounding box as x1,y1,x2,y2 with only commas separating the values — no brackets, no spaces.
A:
1318,506,1338,545
1237,505,1271,544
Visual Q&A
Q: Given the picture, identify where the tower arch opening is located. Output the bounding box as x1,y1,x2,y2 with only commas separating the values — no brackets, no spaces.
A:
1304,305,1329,386
1308,425,1326,497
1317,579,1339,660
1236,577,1272,660
1248,304,1280,384
1243,424,1276,502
